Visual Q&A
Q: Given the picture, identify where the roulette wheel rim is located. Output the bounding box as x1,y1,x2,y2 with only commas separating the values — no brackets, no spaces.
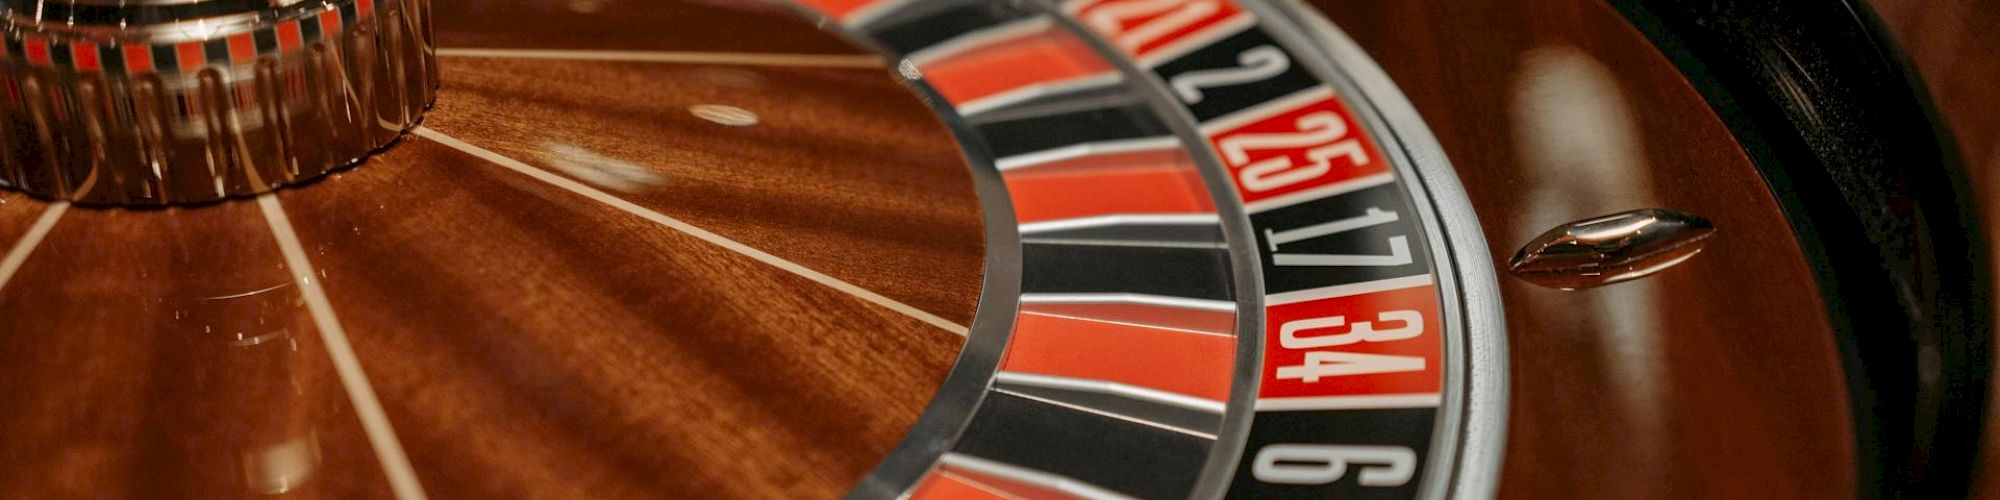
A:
812,1,1513,497
0,0,1987,498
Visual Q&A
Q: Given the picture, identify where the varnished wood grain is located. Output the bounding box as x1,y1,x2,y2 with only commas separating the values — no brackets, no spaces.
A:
420,58,985,325
272,137,965,498
0,0,1911,498
434,0,863,54
0,2,984,499
1312,1,1854,498
0,200,396,499
0,192,36,249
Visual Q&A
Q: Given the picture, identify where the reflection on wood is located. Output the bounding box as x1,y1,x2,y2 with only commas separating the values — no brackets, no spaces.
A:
433,0,857,54
0,4,985,497
423,58,985,326
0,200,397,499
269,137,967,498
1313,0,1853,498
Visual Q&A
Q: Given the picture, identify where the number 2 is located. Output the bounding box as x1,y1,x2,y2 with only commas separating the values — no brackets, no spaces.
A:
1169,45,1290,104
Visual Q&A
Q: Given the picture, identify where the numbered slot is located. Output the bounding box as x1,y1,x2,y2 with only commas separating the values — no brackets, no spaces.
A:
1151,24,1319,121
1229,407,1436,498
1248,179,1432,294
1259,283,1442,402
1204,87,1388,207
1063,0,1253,64
1252,444,1417,487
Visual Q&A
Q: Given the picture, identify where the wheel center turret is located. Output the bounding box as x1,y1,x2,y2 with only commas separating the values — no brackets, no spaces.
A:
0,0,435,205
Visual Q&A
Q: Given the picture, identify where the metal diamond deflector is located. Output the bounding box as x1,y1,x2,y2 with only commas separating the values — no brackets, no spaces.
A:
1510,208,1717,290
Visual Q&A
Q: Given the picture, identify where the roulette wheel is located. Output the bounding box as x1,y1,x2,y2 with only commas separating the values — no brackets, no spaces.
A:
0,0,1988,499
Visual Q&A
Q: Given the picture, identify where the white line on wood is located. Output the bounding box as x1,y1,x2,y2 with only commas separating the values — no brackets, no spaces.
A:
414,127,970,336
0,201,68,294
256,194,429,500
435,48,886,68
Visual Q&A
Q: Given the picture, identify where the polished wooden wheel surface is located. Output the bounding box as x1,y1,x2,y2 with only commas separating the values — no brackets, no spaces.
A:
0,2,984,498
0,0,1993,498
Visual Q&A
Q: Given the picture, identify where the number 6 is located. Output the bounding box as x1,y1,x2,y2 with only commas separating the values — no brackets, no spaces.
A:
1252,444,1416,487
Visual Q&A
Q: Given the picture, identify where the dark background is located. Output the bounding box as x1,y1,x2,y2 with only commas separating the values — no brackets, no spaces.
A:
1872,0,2000,494
1869,0,2000,496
